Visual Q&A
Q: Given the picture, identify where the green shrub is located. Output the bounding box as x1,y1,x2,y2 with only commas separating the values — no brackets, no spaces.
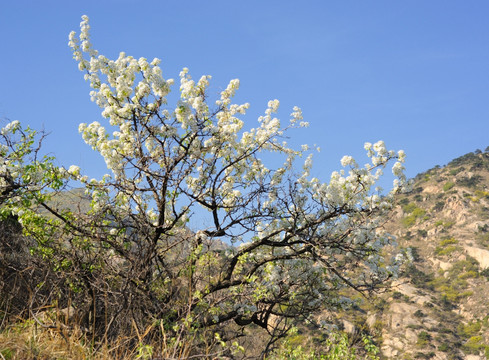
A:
392,291,403,300
0,349,13,360
439,237,458,246
399,197,410,204
443,221,455,229
437,343,449,352
449,258,479,276
463,336,484,354
480,268,489,278
457,175,482,188
402,215,416,227
449,167,464,176
475,189,489,197
416,331,431,346
458,321,482,338
402,202,418,213
402,207,426,227
404,265,434,290
269,332,381,360
457,271,478,280
443,182,455,192
434,245,459,256
433,202,444,212
414,310,425,318
412,208,426,217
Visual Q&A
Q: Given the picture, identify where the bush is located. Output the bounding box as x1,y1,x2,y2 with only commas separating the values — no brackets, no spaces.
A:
392,291,403,299
439,237,458,246
402,208,426,227
402,202,418,213
433,201,445,211
405,265,435,290
449,167,464,176
443,182,455,191
416,331,432,346
480,268,489,278
457,175,483,188
463,336,485,355
434,245,459,256
417,229,428,238
458,321,482,338
414,310,425,318
438,343,449,352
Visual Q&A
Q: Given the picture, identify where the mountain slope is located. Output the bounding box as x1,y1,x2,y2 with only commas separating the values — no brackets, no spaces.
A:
378,149,489,359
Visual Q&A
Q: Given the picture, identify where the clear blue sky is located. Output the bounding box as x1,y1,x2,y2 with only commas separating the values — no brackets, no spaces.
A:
1,1,488,185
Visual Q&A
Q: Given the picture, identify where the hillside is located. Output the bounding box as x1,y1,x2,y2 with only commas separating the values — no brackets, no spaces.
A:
376,149,489,359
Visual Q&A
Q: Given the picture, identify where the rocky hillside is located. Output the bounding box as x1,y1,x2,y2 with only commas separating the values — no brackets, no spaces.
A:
375,149,489,359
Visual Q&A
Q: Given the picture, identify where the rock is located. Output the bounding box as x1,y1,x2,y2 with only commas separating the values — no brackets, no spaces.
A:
342,319,355,334
385,303,419,329
465,246,489,269
366,312,377,329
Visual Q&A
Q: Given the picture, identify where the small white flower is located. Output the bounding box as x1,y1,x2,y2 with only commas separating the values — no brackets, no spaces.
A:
68,165,80,176
340,155,354,167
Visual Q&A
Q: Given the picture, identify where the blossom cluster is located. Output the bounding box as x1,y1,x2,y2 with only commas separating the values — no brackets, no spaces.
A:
66,15,408,316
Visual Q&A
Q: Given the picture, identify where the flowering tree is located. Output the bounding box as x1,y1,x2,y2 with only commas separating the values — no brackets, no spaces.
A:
0,15,406,358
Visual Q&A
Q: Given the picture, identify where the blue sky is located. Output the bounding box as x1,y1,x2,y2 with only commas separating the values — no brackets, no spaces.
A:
1,1,488,186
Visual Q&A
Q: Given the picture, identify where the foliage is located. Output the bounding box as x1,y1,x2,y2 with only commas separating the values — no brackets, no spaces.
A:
434,245,459,256
0,15,407,357
480,268,489,279
448,167,464,176
433,201,445,212
457,321,481,338
462,336,486,355
402,202,418,213
447,152,477,168
427,259,478,304
416,331,432,347
456,175,482,188
268,332,380,360
443,182,455,192
404,265,435,290
402,207,426,227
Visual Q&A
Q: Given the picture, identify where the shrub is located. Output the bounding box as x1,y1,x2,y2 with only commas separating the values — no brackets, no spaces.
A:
402,202,418,213
416,331,432,346
414,310,425,318
438,343,449,352
392,291,403,300
457,175,483,188
449,167,464,176
458,321,482,338
463,336,485,355
443,182,455,192
434,245,459,256
402,208,426,227
480,268,489,278
439,237,458,246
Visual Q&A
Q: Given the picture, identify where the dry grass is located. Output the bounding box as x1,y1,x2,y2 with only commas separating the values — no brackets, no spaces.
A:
0,318,124,360
0,314,224,360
